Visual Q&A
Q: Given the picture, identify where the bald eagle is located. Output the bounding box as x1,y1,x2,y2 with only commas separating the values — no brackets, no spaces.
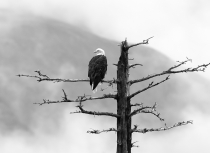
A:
88,48,107,93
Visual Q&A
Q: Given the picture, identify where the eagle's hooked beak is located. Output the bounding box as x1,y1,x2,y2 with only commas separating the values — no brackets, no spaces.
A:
94,50,99,55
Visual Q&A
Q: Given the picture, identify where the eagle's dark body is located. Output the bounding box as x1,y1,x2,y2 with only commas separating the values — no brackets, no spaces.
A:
88,55,107,91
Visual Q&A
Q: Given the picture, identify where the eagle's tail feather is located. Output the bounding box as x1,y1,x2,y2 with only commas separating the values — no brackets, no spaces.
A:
92,87,97,94
91,83,94,90
91,83,98,94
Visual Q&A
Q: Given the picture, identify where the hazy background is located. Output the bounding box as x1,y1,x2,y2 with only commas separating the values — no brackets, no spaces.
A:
0,0,210,153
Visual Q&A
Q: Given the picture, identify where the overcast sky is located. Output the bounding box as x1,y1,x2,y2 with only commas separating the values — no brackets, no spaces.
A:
1,0,210,79
0,1,210,153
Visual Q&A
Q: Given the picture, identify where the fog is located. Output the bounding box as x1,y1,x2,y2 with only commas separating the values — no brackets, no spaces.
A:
0,1,210,153
1,0,209,78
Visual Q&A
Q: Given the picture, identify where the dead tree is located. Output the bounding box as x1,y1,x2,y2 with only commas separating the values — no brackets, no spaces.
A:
18,37,210,153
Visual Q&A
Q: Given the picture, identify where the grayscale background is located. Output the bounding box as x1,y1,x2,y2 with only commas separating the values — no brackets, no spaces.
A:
0,0,210,153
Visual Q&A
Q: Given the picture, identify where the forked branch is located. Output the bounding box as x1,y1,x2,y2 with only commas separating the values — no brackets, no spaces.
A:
131,120,193,133
141,109,164,121
129,58,210,85
129,103,156,117
129,102,164,121
128,75,170,99
87,128,118,134
127,36,154,49
130,103,143,107
17,70,117,84
70,104,120,118
34,89,117,105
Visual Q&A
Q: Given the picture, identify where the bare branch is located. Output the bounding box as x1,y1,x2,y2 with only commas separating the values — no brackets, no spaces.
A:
131,141,139,148
62,89,68,100
168,57,192,71
129,106,152,118
130,103,143,107
129,103,157,117
34,90,117,105
100,78,117,91
129,58,210,85
129,103,164,121
131,120,193,133
141,109,164,121
34,70,50,78
127,36,154,49
87,128,118,134
128,76,170,99
129,64,143,69
17,70,118,84
113,64,118,66
70,105,120,118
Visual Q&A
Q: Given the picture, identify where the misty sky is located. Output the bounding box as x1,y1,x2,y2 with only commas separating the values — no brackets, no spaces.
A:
1,0,210,78
0,0,210,153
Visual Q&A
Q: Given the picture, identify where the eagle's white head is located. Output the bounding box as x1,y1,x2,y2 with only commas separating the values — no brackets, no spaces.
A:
94,48,105,56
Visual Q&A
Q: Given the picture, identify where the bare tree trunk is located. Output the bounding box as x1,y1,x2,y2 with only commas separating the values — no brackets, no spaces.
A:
117,40,130,153
127,98,132,153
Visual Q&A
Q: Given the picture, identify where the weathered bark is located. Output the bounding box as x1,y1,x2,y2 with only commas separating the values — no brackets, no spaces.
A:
126,98,132,153
117,40,131,153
